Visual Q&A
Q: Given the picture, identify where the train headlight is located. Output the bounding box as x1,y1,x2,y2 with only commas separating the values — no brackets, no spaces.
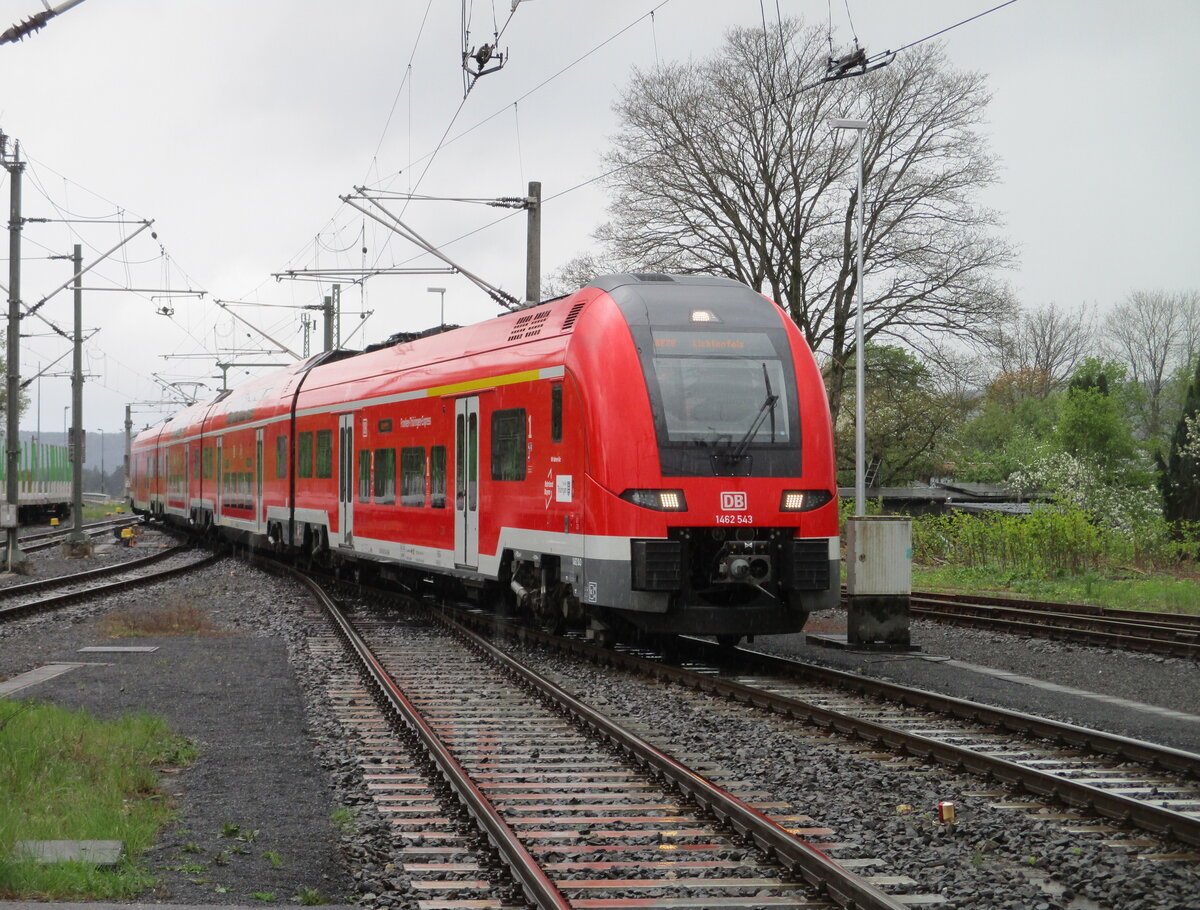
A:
620,489,688,511
780,489,833,512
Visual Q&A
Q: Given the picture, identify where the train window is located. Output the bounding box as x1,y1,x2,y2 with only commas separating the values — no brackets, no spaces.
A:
298,432,313,478
430,446,447,508
315,429,333,479
551,383,563,443
377,448,399,505
358,450,371,503
456,416,466,509
399,447,423,506
490,408,526,481
276,435,288,479
203,448,213,480
468,413,478,510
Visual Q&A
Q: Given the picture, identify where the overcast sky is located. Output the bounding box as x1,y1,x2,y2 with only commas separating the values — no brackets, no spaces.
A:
0,0,1197,436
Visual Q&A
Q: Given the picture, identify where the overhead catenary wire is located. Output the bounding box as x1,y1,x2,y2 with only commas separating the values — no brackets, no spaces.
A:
379,0,1028,282
867,0,1023,64
369,0,435,172
369,0,674,194
269,1,675,305
15,141,235,410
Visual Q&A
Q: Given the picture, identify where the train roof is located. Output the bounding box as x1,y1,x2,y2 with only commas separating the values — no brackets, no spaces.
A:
134,274,769,441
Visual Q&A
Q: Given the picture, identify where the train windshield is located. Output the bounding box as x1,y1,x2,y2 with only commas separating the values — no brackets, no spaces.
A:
651,331,791,444
638,326,801,477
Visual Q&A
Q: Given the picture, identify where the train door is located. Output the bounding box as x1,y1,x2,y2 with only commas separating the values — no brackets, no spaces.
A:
255,428,264,533
337,413,354,546
454,396,479,569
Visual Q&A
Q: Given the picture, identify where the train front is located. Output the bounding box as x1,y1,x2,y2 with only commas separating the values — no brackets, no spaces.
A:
570,274,839,642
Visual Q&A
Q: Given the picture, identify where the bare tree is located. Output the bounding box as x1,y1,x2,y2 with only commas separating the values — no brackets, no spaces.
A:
592,20,1015,422
1105,290,1199,440
543,253,615,298
991,303,1095,399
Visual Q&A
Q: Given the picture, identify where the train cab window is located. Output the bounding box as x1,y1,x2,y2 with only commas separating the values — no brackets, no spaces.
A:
491,408,526,481
276,435,288,479
551,383,563,443
298,432,313,478
315,429,333,479
429,446,447,508
358,451,371,503
400,447,424,506
377,448,398,505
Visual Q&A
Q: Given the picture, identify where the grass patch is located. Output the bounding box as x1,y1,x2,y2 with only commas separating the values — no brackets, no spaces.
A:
0,699,198,899
912,564,1200,614
101,597,219,638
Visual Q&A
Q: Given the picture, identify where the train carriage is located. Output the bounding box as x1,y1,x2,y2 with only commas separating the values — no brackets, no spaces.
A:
131,274,839,644
0,437,72,521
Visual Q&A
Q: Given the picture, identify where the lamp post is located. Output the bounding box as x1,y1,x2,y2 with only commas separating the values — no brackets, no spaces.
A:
830,117,868,518
427,287,446,327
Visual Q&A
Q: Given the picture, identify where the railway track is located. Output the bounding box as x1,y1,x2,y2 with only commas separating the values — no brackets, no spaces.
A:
6,516,140,554
287,566,931,910
905,590,1200,659
0,543,220,624
450,609,1200,857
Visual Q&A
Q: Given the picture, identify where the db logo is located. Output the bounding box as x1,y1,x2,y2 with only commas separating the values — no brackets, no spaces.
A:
720,492,747,511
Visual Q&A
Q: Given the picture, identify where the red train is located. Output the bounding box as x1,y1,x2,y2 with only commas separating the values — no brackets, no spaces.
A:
130,274,839,644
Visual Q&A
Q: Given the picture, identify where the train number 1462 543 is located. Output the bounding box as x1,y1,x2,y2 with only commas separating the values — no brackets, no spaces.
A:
714,513,755,525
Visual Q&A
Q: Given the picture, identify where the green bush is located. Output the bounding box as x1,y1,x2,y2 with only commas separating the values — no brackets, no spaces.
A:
912,505,1198,578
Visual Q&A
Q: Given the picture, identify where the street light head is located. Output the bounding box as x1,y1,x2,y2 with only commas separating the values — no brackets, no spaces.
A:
427,287,446,294
830,118,868,130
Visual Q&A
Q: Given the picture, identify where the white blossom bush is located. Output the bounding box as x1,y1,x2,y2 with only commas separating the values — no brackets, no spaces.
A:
1007,451,1162,533
1184,414,1200,461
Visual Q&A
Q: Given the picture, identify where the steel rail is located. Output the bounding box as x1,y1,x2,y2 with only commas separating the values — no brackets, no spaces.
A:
909,600,1200,659
708,639,1200,776
910,593,1200,635
434,609,909,910
452,610,1200,849
17,516,133,544
287,569,574,910
915,589,1200,631
0,544,187,601
0,550,221,623
10,518,140,555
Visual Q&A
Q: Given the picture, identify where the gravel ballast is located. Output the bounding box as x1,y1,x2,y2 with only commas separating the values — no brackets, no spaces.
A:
758,608,1200,754
516,635,1200,910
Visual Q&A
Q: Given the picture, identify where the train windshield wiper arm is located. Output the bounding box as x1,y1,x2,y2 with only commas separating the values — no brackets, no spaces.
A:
730,363,778,462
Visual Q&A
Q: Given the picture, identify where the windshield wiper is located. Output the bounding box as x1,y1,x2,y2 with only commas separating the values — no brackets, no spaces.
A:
729,363,778,463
